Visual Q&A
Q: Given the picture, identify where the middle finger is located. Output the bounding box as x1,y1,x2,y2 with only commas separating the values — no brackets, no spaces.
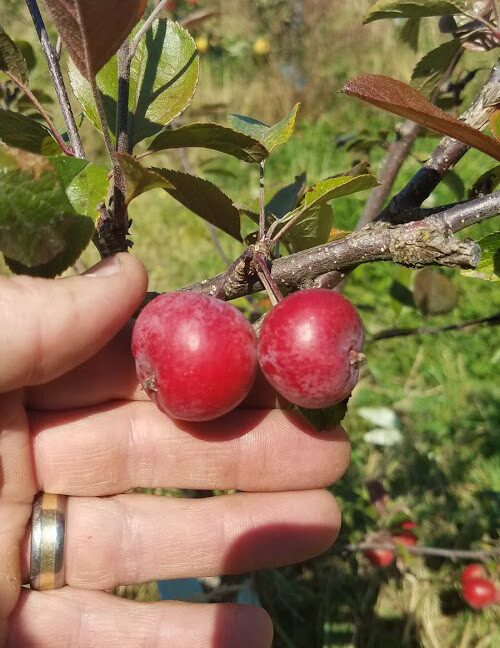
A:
31,402,350,495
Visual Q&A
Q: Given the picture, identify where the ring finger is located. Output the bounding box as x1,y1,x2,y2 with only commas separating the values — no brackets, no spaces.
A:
23,490,340,590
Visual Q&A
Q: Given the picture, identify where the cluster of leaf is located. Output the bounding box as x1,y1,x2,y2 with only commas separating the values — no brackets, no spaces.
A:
0,0,498,282
365,1,499,99
0,3,380,278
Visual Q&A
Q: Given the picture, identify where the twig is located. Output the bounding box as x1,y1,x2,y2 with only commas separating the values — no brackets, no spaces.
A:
4,71,74,156
254,252,283,304
369,313,500,342
181,194,499,301
259,161,266,240
89,75,115,163
24,0,85,158
340,543,500,560
357,120,422,230
129,0,169,60
462,10,500,38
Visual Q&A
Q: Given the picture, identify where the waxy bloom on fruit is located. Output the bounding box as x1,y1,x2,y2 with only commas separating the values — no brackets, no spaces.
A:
132,293,258,421
258,289,364,408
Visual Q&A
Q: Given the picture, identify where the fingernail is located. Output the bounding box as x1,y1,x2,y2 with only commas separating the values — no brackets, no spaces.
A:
84,255,122,277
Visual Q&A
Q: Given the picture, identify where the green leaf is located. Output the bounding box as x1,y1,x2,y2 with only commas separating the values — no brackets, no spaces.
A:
266,173,307,219
153,168,242,241
0,109,61,155
15,40,36,72
298,399,349,432
411,39,462,96
229,103,300,153
68,55,117,138
117,153,173,205
281,203,334,254
302,174,379,210
64,162,109,219
129,19,199,146
0,24,28,84
0,146,97,276
490,110,500,140
69,19,199,147
442,169,465,199
468,165,500,198
461,232,500,282
147,122,268,163
398,17,420,51
363,0,466,23
413,268,458,315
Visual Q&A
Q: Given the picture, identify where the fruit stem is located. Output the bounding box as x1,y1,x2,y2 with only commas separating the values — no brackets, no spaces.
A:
254,252,283,305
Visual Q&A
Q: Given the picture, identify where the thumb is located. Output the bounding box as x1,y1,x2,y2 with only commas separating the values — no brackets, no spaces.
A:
0,253,148,392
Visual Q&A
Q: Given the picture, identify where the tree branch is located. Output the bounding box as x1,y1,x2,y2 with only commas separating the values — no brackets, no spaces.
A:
340,543,500,561
181,194,499,300
24,0,85,159
378,60,500,224
369,313,500,342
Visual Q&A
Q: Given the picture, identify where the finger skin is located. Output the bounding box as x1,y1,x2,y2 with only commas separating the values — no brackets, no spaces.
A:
31,402,351,494
0,253,148,392
7,588,273,648
22,490,340,589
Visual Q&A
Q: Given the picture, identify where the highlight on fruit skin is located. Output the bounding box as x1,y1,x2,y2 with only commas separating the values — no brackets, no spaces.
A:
132,292,258,422
257,289,365,409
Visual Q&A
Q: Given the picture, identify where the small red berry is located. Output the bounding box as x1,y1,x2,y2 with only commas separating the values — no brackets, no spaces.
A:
132,292,258,421
401,520,417,530
392,531,417,547
462,578,496,609
461,564,488,586
364,548,394,567
258,290,364,408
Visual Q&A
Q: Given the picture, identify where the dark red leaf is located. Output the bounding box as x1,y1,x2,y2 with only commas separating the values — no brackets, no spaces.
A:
44,0,147,78
342,74,500,161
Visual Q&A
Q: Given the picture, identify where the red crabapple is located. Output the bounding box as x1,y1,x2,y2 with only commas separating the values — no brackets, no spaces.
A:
461,564,488,586
258,289,364,408
462,578,496,609
132,292,258,421
392,531,417,547
364,548,394,567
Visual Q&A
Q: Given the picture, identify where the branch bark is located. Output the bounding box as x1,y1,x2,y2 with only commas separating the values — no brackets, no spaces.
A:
181,193,499,300
369,312,500,342
24,0,85,158
340,543,500,560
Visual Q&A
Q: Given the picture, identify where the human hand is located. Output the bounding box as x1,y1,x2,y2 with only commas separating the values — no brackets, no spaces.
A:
0,254,350,648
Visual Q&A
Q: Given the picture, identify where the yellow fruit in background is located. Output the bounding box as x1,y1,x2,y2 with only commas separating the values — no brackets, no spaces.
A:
253,37,270,56
195,35,209,53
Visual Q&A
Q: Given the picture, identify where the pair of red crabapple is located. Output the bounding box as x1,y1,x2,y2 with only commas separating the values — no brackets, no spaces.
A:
132,288,364,422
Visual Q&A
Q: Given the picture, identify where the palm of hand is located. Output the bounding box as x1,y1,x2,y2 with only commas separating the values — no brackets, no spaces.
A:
0,254,349,648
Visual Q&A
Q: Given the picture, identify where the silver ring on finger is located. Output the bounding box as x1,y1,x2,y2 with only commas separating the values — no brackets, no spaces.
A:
30,492,67,591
